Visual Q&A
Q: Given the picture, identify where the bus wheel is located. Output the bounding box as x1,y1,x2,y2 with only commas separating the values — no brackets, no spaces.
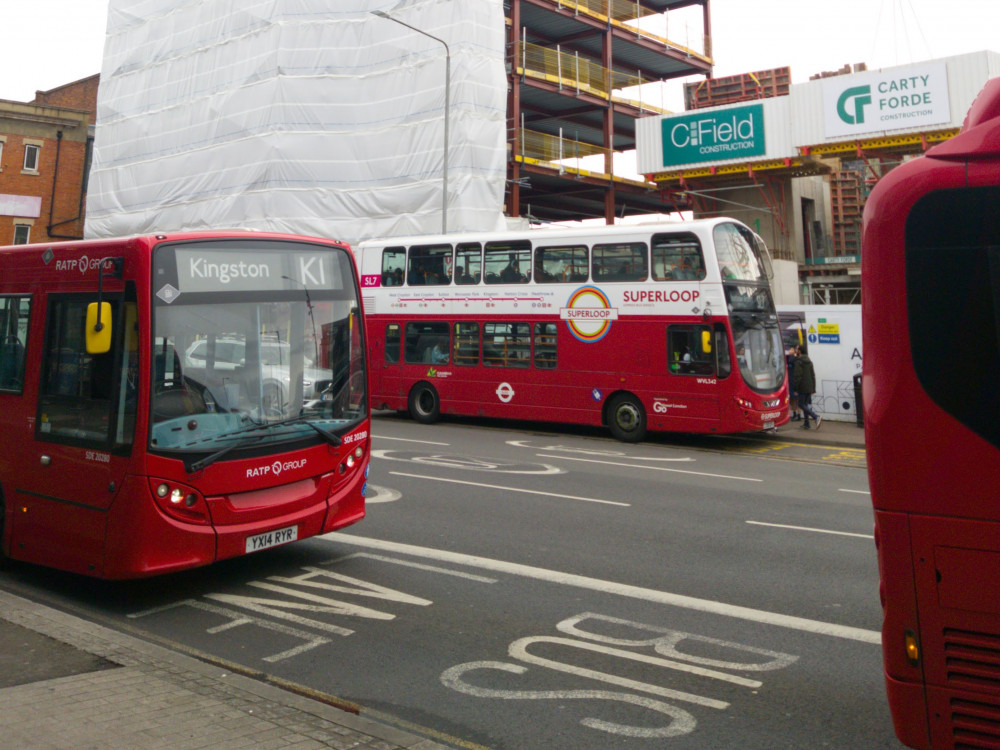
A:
408,383,440,424
608,394,647,443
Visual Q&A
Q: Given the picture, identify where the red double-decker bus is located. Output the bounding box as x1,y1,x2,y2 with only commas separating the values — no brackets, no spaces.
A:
863,77,1000,748
357,218,788,442
0,231,369,579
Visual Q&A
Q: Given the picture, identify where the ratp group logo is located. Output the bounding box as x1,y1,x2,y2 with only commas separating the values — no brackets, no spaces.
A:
560,286,618,342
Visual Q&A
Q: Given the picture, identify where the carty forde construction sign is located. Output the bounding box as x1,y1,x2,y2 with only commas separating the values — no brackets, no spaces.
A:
822,61,950,139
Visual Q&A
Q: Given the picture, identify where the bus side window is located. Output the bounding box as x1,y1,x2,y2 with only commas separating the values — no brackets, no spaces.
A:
385,324,401,363
533,323,557,368
652,234,704,281
484,241,531,284
535,245,587,283
667,325,714,376
382,247,405,286
404,322,449,364
0,295,31,393
39,295,124,443
454,322,479,365
456,242,481,284
483,322,530,367
409,243,453,286
593,242,647,282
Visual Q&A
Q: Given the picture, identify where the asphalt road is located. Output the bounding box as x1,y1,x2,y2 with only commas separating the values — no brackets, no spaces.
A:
0,414,901,749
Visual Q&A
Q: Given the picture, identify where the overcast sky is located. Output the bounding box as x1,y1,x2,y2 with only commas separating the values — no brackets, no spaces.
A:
2,0,996,107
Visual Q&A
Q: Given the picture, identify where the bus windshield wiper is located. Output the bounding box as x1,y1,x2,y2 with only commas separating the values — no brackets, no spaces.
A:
184,415,343,473
266,414,344,447
186,431,272,474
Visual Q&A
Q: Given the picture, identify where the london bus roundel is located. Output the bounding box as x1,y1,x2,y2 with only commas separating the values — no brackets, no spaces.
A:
561,285,618,343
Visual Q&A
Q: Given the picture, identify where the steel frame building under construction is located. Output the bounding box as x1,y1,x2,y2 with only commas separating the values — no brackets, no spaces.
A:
504,0,712,224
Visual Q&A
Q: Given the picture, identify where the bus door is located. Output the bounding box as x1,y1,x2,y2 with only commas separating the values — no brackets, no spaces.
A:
13,291,138,576
658,324,724,429
373,321,403,402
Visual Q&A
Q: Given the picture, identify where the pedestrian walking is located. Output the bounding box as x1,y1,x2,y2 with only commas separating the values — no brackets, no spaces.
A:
792,343,821,429
786,344,801,421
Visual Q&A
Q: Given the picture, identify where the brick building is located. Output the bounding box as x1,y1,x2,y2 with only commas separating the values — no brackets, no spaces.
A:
0,74,98,245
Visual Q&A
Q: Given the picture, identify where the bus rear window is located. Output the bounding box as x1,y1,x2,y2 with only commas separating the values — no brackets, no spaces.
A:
906,186,1000,448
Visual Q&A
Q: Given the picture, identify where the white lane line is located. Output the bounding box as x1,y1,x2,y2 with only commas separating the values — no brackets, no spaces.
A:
322,534,881,645
536,454,762,482
838,488,871,495
336,553,498,583
373,435,450,446
746,520,873,539
388,471,629,507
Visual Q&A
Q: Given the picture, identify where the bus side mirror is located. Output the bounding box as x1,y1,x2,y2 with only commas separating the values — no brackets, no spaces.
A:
86,302,113,354
701,330,712,354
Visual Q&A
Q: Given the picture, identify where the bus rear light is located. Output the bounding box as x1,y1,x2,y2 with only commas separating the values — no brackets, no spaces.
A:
148,477,209,525
904,629,920,666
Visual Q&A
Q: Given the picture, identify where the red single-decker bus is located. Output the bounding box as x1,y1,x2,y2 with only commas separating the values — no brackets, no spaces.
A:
0,231,369,579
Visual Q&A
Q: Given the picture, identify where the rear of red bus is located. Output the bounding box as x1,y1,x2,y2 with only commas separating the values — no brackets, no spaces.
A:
862,78,1000,748
0,232,369,579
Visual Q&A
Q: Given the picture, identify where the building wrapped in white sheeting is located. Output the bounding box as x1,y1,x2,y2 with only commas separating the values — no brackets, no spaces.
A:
86,0,507,244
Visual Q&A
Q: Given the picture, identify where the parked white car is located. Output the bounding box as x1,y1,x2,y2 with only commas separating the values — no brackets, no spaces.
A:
183,338,333,410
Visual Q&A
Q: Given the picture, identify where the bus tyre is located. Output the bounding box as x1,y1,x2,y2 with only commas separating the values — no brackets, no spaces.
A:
408,382,440,424
608,394,647,443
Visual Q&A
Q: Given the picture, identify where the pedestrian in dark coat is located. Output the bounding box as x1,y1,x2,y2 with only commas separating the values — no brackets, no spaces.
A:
786,345,801,420
792,344,821,429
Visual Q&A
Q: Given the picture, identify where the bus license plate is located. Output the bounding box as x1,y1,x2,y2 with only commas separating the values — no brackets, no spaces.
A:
763,421,775,430
245,525,298,554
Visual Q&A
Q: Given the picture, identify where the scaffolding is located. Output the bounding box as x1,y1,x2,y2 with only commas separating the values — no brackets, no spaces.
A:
516,40,671,113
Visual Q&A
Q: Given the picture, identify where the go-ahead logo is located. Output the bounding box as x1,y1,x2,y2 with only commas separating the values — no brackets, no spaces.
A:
837,85,872,125
561,286,617,342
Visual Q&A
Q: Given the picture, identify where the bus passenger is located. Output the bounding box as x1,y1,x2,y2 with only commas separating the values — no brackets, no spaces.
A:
501,253,523,283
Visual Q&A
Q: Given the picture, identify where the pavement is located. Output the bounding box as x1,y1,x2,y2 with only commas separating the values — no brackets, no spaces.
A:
0,418,864,750
769,414,866,449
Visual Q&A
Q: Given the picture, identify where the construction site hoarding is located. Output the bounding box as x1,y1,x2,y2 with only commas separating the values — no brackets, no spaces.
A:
85,0,507,244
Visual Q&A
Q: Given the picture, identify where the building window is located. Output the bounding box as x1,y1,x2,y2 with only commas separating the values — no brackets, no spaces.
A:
13,224,30,244
23,143,40,173
0,137,5,171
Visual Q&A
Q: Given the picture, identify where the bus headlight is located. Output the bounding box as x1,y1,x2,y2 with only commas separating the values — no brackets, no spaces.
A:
149,477,210,525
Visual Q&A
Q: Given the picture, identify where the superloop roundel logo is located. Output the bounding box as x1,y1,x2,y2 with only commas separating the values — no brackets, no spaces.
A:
560,286,618,343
